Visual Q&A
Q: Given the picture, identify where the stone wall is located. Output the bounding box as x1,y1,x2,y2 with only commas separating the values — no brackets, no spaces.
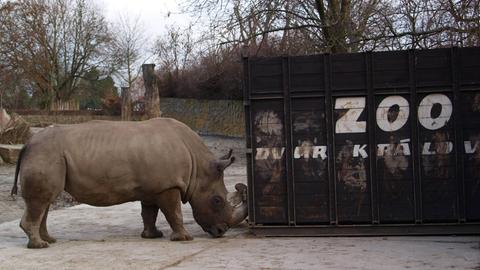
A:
160,98,244,137
18,98,245,137
20,114,120,126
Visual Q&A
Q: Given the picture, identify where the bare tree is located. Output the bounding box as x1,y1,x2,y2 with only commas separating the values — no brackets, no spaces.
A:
108,14,149,120
0,0,111,109
184,0,479,54
109,14,149,90
148,0,479,101
153,25,195,77
184,0,388,54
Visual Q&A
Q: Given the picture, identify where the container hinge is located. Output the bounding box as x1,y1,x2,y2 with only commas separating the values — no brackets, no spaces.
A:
243,100,251,106
246,148,253,154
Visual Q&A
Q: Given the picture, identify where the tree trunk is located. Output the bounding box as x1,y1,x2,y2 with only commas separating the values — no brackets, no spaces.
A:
315,0,350,53
121,86,132,121
142,64,161,119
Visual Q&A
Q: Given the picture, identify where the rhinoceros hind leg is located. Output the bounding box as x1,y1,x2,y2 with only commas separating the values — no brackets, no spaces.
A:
39,206,56,243
20,202,50,249
157,189,193,241
140,202,163,238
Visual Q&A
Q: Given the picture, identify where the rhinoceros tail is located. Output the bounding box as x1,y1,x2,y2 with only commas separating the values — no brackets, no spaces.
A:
11,145,27,197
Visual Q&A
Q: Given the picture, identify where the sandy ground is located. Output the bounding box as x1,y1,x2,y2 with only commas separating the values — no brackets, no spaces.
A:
1,202,479,270
0,135,479,269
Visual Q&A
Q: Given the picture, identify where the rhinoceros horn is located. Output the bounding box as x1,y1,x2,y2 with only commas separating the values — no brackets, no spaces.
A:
227,183,248,226
220,149,233,160
216,156,235,172
218,149,248,226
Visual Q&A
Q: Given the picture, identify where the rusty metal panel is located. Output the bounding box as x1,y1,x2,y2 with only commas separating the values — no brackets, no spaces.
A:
417,93,457,222
250,57,283,94
244,47,480,235
333,96,372,223
290,55,325,92
375,94,415,223
415,49,452,87
373,51,409,89
291,98,329,224
459,47,480,85
251,100,288,224
461,92,480,221
331,53,366,91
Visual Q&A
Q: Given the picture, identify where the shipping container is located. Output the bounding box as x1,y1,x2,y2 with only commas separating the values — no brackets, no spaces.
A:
243,47,480,235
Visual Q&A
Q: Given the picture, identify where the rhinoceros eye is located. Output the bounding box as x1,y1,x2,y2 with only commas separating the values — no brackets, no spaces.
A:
210,195,225,209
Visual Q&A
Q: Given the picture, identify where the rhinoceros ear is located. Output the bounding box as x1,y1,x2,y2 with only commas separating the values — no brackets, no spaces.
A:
216,156,235,172
220,149,233,160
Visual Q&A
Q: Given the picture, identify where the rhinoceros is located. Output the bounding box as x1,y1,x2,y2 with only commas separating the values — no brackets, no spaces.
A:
11,118,248,248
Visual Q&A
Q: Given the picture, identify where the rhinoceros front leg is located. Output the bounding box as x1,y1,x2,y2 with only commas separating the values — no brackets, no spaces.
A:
157,189,193,241
140,202,163,238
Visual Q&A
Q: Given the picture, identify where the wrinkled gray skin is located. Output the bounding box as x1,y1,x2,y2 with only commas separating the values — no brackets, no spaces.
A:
11,118,247,248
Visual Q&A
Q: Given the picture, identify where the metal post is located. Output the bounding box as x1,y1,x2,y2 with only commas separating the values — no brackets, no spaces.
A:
451,47,466,223
324,53,338,225
282,56,296,226
366,52,379,224
409,49,423,224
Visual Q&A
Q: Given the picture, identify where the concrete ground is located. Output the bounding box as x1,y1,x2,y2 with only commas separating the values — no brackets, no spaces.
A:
1,202,479,270
0,135,479,269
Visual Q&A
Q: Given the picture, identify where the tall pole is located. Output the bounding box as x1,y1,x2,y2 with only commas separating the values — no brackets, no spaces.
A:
142,64,161,119
121,86,132,121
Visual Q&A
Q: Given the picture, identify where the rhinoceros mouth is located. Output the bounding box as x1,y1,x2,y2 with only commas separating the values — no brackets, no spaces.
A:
206,223,229,238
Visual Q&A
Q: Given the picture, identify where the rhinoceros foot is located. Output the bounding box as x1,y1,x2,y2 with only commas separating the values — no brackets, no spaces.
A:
27,239,49,249
41,234,57,243
170,230,193,241
141,228,164,239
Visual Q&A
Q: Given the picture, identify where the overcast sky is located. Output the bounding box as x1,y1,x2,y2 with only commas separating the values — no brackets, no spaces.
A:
100,0,192,38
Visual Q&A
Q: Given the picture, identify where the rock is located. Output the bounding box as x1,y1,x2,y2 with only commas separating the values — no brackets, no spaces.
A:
0,112,32,144
0,144,23,164
0,108,11,131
